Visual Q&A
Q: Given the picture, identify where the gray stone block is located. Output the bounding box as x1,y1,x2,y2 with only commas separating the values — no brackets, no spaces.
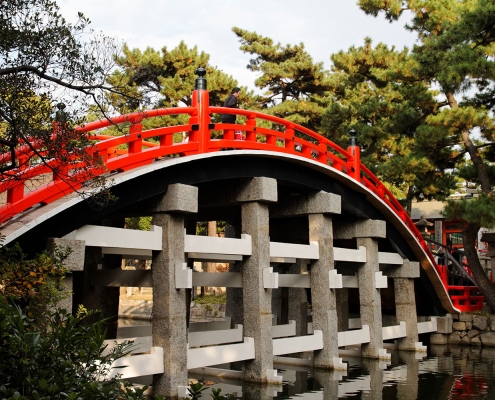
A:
480,332,495,347
151,183,198,213
334,219,386,239
490,316,495,331
272,191,341,217
46,238,85,271
236,177,277,203
448,331,461,344
430,333,448,344
459,313,473,322
467,329,480,339
471,336,482,346
386,260,420,279
436,315,453,334
453,321,467,331
473,315,488,331
430,333,448,345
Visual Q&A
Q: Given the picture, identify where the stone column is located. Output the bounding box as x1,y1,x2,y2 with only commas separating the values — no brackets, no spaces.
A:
357,235,385,359
288,259,308,337
388,259,424,352
238,177,278,384
271,190,342,370
46,237,85,314
150,184,198,399
336,288,349,332
335,219,388,360
309,213,341,369
242,200,275,383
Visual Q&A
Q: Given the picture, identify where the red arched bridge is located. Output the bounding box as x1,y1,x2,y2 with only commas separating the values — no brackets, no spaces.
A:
0,69,484,397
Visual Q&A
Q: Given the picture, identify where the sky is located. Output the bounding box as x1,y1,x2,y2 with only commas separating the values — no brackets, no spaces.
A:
58,0,417,92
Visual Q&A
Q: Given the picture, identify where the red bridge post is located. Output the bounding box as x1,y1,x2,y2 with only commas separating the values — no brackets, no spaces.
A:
192,67,210,153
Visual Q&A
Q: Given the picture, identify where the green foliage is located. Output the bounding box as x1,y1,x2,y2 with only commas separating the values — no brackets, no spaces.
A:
0,0,126,203
233,27,330,131
192,292,227,305
187,382,235,400
321,38,456,207
443,194,495,228
107,41,256,123
125,216,152,231
0,242,69,318
0,298,150,400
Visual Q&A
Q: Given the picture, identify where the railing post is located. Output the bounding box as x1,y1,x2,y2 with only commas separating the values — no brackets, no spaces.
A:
128,117,143,154
346,129,361,181
192,67,210,153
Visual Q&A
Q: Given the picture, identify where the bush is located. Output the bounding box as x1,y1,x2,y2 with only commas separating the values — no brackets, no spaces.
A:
0,298,150,400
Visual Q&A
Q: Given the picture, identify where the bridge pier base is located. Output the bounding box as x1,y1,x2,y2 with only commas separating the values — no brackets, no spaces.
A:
151,184,198,399
395,277,423,351
309,213,343,370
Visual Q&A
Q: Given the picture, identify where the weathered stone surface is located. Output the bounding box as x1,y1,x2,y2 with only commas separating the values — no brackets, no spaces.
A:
272,191,341,216
386,260,420,279
436,315,453,334
467,329,480,339
480,332,495,347
430,333,448,345
460,335,471,346
466,322,472,330
151,183,198,213
459,313,473,322
448,331,461,344
236,177,277,203
46,238,85,271
453,321,467,331
490,316,495,331
471,336,482,346
473,315,488,331
334,219,386,239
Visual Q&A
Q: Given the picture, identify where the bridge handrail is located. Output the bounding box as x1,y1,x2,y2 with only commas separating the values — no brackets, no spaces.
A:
0,101,436,266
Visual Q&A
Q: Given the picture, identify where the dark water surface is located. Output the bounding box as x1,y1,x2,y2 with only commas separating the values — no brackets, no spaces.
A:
194,346,495,399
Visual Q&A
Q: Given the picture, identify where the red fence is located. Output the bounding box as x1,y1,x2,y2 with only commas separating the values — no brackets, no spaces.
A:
0,88,484,311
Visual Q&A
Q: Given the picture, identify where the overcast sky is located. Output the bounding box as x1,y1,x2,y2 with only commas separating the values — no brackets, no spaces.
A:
58,0,417,92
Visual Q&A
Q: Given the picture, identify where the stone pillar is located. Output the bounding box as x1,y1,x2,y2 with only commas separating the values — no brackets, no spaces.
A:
241,200,275,383
357,235,385,359
271,190,342,370
309,213,341,369
335,219,388,360
46,237,85,314
388,259,424,352
395,278,421,351
237,177,278,384
150,184,198,399
336,288,349,332
288,259,308,337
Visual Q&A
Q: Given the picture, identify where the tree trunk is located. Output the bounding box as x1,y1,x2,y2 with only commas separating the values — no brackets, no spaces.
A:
462,222,495,311
446,92,492,193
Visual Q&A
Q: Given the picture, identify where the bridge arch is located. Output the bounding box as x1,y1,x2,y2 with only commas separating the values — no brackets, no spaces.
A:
0,73,460,397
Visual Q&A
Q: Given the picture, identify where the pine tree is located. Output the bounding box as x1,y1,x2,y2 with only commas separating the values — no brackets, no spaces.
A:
322,38,457,212
359,0,495,310
232,27,330,132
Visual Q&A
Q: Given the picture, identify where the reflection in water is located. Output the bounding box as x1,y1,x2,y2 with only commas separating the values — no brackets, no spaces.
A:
192,346,495,399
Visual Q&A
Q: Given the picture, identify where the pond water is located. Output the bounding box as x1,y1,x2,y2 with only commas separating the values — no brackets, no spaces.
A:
191,345,495,400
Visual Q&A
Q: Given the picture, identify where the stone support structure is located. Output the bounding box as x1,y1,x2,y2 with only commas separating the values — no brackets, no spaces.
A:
151,183,198,399
288,259,308,337
389,260,423,351
336,219,388,359
239,177,278,383
46,237,85,314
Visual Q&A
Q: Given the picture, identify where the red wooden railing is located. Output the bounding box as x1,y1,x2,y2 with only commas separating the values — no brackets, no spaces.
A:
0,87,485,311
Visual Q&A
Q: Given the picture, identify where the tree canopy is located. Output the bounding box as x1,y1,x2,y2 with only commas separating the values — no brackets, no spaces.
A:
359,0,495,310
322,38,457,210
0,0,125,197
233,27,330,131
